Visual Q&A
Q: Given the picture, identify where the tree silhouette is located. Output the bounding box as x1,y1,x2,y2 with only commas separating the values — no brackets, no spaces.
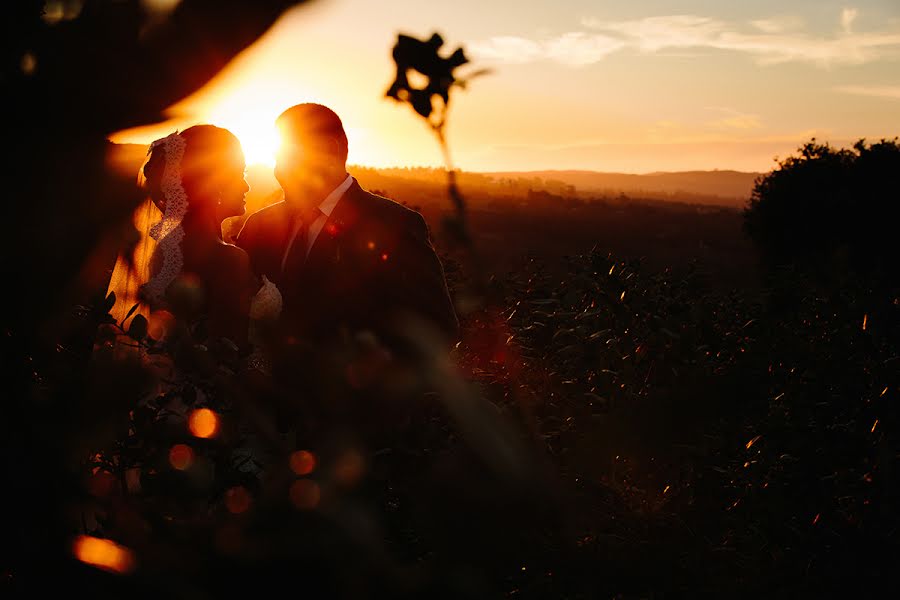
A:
744,138,900,285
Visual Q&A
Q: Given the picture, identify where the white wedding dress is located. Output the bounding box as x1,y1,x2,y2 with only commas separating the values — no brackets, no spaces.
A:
248,275,283,341
246,275,283,372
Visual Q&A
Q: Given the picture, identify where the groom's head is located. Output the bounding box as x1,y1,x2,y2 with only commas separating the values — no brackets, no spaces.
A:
275,103,348,201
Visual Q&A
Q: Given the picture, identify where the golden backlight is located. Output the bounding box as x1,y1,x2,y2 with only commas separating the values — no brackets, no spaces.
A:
107,2,900,174
109,7,425,171
113,87,290,167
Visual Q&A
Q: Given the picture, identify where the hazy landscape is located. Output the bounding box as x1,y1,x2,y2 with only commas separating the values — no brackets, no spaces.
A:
110,142,759,280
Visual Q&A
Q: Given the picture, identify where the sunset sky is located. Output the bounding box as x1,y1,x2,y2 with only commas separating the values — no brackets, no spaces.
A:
112,0,900,173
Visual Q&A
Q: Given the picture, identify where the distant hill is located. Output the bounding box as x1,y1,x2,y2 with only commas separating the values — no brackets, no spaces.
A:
484,170,761,205
107,143,761,208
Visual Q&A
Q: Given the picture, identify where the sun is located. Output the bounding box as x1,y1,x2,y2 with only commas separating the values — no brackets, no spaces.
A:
216,112,281,167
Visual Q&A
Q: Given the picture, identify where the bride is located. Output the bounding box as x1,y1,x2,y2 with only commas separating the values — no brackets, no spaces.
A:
95,126,283,500
106,125,280,350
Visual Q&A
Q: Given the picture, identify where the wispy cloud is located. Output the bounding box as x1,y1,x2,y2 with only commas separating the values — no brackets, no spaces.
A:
581,15,725,52
543,33,627,66
750,16,805,34
471,8,900,68
835,84,900,99
841,8,859,34
705,107,763,130
469,32,624,66
584,10,900,67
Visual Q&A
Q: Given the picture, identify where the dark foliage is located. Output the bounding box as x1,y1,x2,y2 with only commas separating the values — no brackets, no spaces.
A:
744,138,900,285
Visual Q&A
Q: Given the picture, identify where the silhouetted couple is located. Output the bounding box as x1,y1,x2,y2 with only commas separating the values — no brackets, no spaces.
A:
108,103,457,359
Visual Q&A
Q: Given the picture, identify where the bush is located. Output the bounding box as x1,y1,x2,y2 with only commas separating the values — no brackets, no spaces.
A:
744,138,900,285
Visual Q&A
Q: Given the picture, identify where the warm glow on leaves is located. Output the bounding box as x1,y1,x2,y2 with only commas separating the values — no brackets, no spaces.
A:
745,435,761,449
189,408,219,439
87,471,117,497
72,536,135,574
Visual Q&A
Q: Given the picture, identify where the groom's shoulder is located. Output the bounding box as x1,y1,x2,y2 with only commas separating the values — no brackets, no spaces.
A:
248,200,288,223
236,200,287,245
242,200,288,230
356,186,425,231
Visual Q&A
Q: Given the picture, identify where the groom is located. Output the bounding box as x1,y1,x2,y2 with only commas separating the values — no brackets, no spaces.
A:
236,103,458,349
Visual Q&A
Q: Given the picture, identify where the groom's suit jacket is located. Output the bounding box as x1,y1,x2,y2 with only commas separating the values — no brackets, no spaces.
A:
236,178,458,347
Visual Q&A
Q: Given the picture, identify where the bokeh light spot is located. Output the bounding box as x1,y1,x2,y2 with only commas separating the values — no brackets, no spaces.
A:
224,486,252,514
289,479,321,510
189,408,219,439
169,444,195,470
72,535,135,574
333,449,365,487
289,450,317,476
21,53,37,76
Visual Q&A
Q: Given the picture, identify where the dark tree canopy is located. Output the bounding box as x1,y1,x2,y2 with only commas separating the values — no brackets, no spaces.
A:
744,138,900,284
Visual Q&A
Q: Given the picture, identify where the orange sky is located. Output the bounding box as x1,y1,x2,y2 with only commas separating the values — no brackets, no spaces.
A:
112,0,900,173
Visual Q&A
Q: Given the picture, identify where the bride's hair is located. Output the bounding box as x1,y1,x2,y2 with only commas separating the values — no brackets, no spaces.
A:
143,125,243,213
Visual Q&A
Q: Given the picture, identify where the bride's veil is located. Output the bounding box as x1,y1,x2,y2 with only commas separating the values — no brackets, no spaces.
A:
106,195,161,325
106,132,188,328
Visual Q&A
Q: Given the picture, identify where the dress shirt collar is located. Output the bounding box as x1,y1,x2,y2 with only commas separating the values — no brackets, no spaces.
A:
317,174,353,218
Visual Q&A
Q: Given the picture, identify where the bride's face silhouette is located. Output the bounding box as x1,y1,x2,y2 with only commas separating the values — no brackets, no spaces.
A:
213,157,250,219
173,126,249,220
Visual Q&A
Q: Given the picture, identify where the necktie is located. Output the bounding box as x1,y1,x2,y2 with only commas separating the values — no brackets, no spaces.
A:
282,206,320,277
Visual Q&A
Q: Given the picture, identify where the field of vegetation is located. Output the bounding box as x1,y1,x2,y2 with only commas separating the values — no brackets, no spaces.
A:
13,141,894,599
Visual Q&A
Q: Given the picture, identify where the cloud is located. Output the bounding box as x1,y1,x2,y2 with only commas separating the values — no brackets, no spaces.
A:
472,9,900,68
705,107,763,130
835,84,900,99
581,15,726,52
469,32,624,66
584,11,900,67
543,32,627,66
468,36,544,64
841,7,859,34
749,16,805,34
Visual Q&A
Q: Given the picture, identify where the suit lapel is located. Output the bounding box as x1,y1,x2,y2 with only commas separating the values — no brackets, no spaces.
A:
303,180,363,279
259,201,293,285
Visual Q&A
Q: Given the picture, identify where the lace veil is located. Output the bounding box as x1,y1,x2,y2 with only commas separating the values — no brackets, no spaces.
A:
106,131,188,324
